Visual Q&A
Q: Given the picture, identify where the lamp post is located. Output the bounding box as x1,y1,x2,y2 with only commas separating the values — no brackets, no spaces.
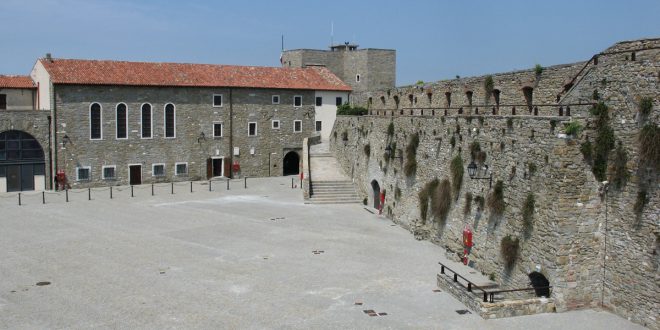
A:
467,161,492,188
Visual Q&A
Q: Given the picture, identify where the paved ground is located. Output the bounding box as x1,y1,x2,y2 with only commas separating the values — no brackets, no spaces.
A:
0,177,645,329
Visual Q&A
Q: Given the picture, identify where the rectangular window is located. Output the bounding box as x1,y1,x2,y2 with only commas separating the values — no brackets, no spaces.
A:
294,95,302,107
164,104,175,138
213,123,223,137
0,94,6,110
272,120,280,129
116,103,127,139
175,162,188,176
152,164,165,177
76,166,91,181
102,166,116,180
315,121,322,132
213,94,223,107
336,97,343,106
315,96,322,107
293,120,302,133
272,95,280,104
248,122,257,136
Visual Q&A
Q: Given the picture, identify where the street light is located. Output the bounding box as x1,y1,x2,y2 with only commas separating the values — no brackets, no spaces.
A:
467,161,492,188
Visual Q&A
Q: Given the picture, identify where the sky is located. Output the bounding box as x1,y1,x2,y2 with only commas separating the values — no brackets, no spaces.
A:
1,0,659,85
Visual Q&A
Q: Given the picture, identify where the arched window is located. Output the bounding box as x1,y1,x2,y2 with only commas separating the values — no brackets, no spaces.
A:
116,103,127,139
164,103,175,138
141,103,152,138
90,103,102,140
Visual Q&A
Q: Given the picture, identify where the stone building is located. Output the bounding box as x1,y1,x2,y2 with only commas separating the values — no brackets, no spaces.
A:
0,57,350,191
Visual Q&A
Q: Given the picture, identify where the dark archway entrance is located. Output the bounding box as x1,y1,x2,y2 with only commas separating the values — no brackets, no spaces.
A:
528,272,550,297
0,130,45,192
283,151,300,175
371,180,381,209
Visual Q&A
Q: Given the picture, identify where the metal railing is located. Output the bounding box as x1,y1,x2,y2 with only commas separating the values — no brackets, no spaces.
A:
439,261,552,303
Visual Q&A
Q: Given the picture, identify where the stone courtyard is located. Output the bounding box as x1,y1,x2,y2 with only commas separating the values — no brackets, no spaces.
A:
0,177,645,329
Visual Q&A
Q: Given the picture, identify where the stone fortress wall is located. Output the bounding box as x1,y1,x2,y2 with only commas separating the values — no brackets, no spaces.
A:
330,39,659,329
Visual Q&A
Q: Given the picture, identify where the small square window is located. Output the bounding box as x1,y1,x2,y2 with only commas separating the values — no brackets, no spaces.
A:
248,122,258,136
102,166,116,180
175,163,188,176
293,120,302,133
152,164,165,177
315,121,322,132
272,95,280,104
76,167,91,181
213,94,223,107
294,96,302,107
315,96,322,107
213,123,223,137
336,97,343,106
272,120,280,129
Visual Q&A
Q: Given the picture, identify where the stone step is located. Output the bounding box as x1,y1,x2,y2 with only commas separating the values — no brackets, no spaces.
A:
311,194,359,199
306,197,363,204
312,190,358,195
311,182,355,186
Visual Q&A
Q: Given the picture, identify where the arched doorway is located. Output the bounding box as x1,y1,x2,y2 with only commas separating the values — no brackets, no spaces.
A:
528,272,550,297
371,180,381,209
0,130,45,192
283,151,300,175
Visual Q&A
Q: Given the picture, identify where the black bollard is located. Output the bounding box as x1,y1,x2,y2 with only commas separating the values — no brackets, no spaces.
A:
190,181,193,193
152,183,154,196
171,182,174,194
88,188,91,201
110,186,113,199
131,185,134,197
244,177,247,189
226,179,229,190
209,180,212,191
42,191,45,204
66,188,69,202
18,193,21,206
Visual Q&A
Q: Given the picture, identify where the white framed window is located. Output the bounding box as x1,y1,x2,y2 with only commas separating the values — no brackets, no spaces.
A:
248,122,258,136
272,120,280,129
152,163,165,177
89,102,102,140
164,103,176,138
356,74,361,82
293,120,302,133
76,166,91,181
141,103,153,139
272,95,280,104
175,162,188,176
213,94,223,107
102,165,116,180
293,95,302,107
315,96,322,107
116,103,128,140
315,121,322,132
213,122,223,137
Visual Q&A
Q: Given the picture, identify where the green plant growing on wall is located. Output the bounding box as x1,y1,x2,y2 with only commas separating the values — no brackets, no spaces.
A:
404,133,420,177
418,179,439,224
484,75,494,102
633,189,648,226
590,102,615,181
501,235,520,269
337,104,367,116
450,136,456,149
450,155,464,200
592,90,600,101
431,179,453,226
522,193,536,237
506,118,513,130
528,162,537,177
395,186,402,201
639,123,660,172
580,139,593,163
387,122,395,138
610,142,629,190
564,121,582,136
488,180,505,217
639,97,653,118
469,141,481,160
363,144,371,158
550,119,557,132
416,80,425,86
534,64,543,75
463,192,473,216
474,195,485,212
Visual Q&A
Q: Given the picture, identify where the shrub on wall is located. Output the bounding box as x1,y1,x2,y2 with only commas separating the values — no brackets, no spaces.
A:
610,142,629,190
418,179,439,224
404,133,420,177
580,139,593,163
450,155,464,200
431,179,453,226
363,144,371,158
522,193,536,236
501,235,520,269
387,122,395,138
639,123,660,172
488,180,505,217
474,195,485,212
591,102,615,181
633,189,648,226
534,64,544,75
484,75,494,101
336,104,367,116
564,121,582,136
638,97,653,122
464,192,473,216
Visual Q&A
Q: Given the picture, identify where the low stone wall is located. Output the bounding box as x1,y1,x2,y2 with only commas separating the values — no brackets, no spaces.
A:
437,274,556,319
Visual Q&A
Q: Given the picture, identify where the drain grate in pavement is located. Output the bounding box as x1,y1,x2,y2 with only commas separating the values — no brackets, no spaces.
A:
455,309,472,315
432,289,442,292
354,302,363,305
269,217,285,221
378,312,388,316
363,309,387,317
35,281,51,286
312,250,325,255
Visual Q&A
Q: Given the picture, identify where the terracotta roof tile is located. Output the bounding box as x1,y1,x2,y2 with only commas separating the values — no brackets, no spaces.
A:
0,75,36,89
39,59,352,92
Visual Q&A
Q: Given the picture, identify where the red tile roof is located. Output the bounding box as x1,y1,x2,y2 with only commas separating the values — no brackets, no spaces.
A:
0,75,36,89
39,58,351,92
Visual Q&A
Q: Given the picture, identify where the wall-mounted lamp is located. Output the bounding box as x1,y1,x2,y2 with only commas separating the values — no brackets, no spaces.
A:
197,132,206,143
62,134,72,148
467,161,492,188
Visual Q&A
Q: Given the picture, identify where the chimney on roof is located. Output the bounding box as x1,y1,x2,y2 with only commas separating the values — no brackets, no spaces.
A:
45,53,52,62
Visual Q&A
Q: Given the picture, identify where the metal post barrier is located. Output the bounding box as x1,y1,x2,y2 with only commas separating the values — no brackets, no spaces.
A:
209,180,212,191
244,177,247,189
190,181,193,193
171,182,174,194
88,188,91,201
300,175,302,189
152,183,154,196
291,177,294,189
467,283,472,292
440,265,445,274
18,193,21,206
110,186,113,199
453,273,458,282
483,292,488,302
42,191,45,204
226,179,229,190
131,185,134,197
66,189,69,202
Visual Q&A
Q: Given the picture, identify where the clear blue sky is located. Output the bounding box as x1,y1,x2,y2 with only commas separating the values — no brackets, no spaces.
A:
1,0,659,85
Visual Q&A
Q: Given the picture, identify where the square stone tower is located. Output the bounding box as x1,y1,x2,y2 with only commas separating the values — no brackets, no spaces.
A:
281,43,396,94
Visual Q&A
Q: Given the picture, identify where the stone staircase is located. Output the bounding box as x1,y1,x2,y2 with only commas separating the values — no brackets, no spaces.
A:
307,180,362,204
